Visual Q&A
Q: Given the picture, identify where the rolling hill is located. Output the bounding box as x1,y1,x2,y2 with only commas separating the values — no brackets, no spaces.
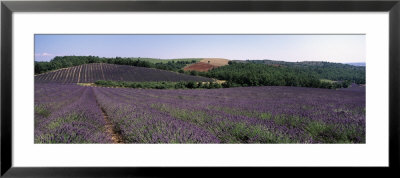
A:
35,63,213,83
231,59,366,83
184,58,230,72
34,56,202,74
131,58,202,64
346,62,366,66
183,62,215,72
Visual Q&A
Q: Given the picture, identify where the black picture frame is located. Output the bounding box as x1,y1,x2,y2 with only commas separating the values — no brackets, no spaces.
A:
1,0,399,177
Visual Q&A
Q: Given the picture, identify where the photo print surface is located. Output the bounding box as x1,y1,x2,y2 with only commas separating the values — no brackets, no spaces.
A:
34,34,366,144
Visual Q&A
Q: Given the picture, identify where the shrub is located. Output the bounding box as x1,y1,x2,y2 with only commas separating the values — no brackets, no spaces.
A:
190,70,198,76
186,81,196,89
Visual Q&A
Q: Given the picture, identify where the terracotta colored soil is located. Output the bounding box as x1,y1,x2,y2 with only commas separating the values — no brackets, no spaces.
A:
184,62,215,72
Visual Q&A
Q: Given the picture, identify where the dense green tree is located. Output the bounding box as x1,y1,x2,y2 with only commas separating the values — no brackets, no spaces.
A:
198,63,359,89
242,60,365,84
36,56,364,90
190,70,198,76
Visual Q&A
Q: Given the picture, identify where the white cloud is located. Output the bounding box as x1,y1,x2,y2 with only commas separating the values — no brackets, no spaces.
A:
35,52,54,57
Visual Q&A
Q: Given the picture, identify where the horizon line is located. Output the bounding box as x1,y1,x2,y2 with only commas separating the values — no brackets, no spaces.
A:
34,55,365,64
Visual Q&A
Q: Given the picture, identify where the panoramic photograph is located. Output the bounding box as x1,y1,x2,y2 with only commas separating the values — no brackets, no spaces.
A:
34,34,366,144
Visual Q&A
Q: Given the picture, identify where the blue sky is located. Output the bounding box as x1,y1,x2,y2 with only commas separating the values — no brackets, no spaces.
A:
35,34,365,63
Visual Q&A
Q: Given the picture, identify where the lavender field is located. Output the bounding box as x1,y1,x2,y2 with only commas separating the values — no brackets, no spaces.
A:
34,83,365,144
35,63,212,83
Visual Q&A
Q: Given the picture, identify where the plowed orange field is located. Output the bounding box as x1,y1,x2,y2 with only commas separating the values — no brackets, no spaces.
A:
184,58,230,72
183,62,215,72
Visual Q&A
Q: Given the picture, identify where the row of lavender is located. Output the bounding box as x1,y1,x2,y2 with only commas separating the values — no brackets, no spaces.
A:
93,85,365,143
35,82,365,143
35,83,112,143
35,63,212,83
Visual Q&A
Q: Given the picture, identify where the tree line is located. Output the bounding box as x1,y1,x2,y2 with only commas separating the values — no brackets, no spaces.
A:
196,62,354,89
244,60,365,84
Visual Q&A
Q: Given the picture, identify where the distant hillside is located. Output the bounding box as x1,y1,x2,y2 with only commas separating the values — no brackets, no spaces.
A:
200,58,229,67
34,56,200,74
184,58,230,72
346,62,366,66
130,58,202,64
235,59,358,67
183,62,215,72
232,60,365,84
35,63,213,83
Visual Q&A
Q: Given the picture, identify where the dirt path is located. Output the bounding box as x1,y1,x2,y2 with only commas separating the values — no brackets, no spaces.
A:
92,87,124,143
100,107,124,143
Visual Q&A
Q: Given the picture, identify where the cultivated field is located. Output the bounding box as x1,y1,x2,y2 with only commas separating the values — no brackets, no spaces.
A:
183,62,215,72
35,63,212,83
184,58,230,72
200,58,229,67
35,83,365,143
